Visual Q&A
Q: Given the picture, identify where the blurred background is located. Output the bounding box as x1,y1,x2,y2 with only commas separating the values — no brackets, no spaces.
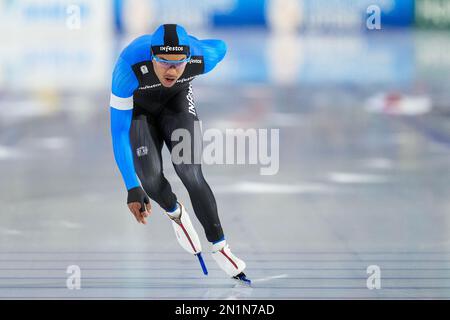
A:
0,0,450,299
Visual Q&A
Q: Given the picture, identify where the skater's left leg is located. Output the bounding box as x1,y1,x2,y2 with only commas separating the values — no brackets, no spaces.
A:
172,163,224,242
160,88,223,243
161,86,248,280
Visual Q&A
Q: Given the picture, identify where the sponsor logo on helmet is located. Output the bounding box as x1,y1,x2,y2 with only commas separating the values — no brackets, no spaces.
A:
160,46,184,52
189,59,202,64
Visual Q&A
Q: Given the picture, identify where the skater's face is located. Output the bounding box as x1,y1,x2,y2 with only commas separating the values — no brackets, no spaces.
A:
152,54,188,87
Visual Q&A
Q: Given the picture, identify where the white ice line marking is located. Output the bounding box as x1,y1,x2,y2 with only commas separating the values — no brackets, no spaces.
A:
252,274,289,283
328,172,388,184
0,228,22,236
363,158,393,170
214,182,334,194
0,145,19,160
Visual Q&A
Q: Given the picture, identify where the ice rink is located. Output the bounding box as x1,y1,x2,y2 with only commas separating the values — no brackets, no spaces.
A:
1,21,450,298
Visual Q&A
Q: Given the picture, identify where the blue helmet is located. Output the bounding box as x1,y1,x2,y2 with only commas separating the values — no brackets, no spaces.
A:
151,24,191,57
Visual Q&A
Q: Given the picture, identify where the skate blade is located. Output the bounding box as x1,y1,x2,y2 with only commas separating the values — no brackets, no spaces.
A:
232,273,252,287
196,252,208,276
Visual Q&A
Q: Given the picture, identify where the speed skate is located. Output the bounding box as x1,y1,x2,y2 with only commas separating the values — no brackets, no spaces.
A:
166,202,251,284
166,201,208,275
212,239,251,286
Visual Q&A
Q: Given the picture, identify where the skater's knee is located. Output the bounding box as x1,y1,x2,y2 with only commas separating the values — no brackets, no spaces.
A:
140,174,177,211
174,164,205,190
142,175,166,197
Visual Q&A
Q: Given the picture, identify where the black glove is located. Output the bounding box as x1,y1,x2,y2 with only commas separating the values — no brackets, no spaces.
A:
127,187,150,213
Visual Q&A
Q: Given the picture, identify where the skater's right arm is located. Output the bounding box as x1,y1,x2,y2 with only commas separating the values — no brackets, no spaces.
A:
110,56,139,190
110,56,151,222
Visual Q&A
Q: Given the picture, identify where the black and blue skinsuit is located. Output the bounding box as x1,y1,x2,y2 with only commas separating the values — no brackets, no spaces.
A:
110,24,226,242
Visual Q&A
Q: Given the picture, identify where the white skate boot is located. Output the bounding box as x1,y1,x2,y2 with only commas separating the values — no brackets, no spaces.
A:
211,239,251,285
166,201,208,275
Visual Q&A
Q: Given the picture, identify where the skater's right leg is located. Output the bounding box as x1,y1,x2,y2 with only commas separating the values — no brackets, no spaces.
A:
130,112,177,211
130,112,204,263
